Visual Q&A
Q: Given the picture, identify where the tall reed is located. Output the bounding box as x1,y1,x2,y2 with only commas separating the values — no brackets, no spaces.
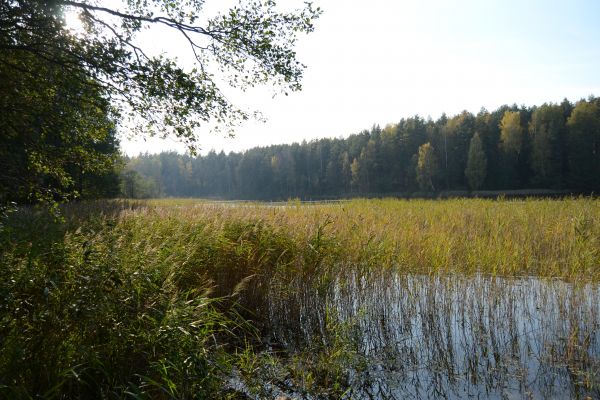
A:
1,197,598,398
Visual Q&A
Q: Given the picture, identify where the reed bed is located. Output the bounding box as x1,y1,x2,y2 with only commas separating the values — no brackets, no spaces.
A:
142,197,599,281
0,198,598,398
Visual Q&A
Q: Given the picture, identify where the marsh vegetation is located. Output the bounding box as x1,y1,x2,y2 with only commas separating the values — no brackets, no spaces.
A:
1,198,598,398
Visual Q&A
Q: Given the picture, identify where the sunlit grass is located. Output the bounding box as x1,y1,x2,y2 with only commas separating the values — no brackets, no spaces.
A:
128,197,600,281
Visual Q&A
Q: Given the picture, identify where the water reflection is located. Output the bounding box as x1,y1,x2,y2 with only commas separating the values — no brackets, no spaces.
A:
268,272,600,399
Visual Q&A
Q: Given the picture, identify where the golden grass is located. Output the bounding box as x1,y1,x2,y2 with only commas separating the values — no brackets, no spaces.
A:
120,197,599,281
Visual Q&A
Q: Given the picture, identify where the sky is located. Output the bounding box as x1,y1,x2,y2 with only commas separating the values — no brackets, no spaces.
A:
119,0,600,155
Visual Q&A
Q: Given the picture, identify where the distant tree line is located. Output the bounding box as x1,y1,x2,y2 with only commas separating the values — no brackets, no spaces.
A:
125,97,600,199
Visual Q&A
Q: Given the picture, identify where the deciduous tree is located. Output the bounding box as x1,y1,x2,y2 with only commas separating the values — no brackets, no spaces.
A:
499,111,523,155
416,142,439,191
0,48,120,206
465,132,487,190
1,0,321,149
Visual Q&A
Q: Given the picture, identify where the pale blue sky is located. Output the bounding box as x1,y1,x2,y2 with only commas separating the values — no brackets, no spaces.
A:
120,0,600,155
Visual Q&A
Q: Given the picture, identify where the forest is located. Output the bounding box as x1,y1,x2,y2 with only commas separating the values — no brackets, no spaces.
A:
125,97,600,199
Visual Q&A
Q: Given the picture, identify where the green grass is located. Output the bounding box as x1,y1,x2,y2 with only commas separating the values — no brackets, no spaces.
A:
1,198,598,398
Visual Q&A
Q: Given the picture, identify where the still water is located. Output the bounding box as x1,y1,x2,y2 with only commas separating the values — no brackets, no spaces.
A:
265,272,600,399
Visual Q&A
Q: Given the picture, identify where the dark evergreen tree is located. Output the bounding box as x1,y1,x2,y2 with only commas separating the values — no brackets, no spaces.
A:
566,100,600,189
